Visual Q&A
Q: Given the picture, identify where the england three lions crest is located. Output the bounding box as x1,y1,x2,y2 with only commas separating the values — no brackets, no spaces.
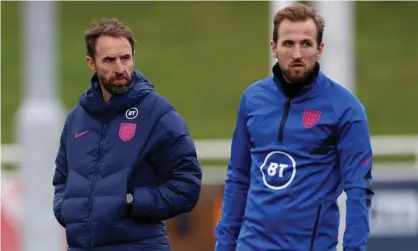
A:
302,109,321,128
119,123,137,141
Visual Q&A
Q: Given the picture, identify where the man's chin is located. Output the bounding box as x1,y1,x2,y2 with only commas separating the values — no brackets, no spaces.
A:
284,73,308,84
104,83,132,96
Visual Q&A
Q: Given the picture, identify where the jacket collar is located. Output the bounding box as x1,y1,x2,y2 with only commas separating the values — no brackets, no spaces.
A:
272,62,321,100
79,69,154,119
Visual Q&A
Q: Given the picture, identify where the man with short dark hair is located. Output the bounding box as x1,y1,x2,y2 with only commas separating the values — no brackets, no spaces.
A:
52,18,202,251
215,4,373,251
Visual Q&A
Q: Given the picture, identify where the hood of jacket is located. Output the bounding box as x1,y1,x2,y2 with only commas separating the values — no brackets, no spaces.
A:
79,69,154,119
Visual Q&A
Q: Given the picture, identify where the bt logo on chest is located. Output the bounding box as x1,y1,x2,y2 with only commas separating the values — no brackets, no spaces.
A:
125,107,138,120
260,151,296,190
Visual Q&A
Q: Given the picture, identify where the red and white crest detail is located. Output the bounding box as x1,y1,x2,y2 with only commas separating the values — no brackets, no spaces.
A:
302,109,321,128
119,123,137,141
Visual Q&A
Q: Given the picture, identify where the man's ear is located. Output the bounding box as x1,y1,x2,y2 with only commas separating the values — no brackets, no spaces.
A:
86,56,96,72
270,40,278,59
317,42,324,60
133,50,136,64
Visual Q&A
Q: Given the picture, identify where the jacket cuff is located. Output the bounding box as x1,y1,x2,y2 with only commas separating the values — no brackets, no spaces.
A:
130,187,153,218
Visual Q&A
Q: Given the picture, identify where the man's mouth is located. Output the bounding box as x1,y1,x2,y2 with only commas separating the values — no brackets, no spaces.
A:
290,63,305,67
114,78,128,85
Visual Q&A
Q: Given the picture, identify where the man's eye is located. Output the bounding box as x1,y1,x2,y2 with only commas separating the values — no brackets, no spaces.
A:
302,41,312,47
283,41,293,47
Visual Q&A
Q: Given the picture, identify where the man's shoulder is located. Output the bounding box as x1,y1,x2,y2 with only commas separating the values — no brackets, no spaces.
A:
132,91,177,126
245,76,275,92
64,104,82,124
319,72,365,111
140,92,188,140
137,91,175,113
318,72,367,122
242,76,276,102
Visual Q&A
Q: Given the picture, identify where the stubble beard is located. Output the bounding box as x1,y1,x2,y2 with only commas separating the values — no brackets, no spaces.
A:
280,64,315,84
99,71,134,96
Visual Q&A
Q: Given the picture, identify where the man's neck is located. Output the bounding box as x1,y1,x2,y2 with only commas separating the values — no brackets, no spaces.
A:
100,85,112,102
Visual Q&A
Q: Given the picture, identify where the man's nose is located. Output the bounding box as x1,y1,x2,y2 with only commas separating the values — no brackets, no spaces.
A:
114,59,124,73
292,46,302,60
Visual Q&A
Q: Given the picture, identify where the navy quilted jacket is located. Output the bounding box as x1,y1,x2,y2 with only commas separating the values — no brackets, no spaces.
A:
52,70,202,251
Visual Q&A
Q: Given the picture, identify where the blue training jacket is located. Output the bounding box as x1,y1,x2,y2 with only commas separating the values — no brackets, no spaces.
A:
215,65,374,251
52,70,202,251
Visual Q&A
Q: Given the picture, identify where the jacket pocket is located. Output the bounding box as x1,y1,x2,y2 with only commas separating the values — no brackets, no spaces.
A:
310,200,340,251
53,173,70,227
90,219,167,247
126,165,136,194
59,199,66,226
59,172,71,225
310,204,322,251
53,194,66,227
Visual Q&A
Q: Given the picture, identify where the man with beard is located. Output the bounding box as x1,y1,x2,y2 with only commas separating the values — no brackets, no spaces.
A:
52,18,202,251
215,3,373,251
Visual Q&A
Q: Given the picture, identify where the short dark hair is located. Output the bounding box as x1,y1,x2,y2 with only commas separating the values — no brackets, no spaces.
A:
272,3,325,45
84,18,135,59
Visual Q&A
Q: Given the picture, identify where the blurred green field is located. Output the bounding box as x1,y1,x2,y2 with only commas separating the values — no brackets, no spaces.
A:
2,1,418,145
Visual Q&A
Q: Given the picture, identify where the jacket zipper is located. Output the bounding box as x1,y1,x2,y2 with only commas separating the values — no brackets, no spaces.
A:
278,98,291,143
87,124,107,249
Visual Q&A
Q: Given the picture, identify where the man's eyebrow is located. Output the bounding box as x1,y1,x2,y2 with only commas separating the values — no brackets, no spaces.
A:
281,39,294,43
301,39,313,43
103,56,116,60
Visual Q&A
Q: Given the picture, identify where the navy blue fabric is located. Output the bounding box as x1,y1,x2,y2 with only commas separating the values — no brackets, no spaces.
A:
215,70,374,251
52,70,202,251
